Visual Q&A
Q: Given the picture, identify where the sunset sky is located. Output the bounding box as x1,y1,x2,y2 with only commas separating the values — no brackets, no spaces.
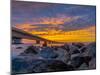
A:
12,1,96,43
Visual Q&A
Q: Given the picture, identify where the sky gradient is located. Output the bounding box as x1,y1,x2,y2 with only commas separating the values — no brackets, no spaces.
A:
12,1,96,43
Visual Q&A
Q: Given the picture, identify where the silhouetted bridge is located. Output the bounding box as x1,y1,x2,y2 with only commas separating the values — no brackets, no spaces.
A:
12,27,60,46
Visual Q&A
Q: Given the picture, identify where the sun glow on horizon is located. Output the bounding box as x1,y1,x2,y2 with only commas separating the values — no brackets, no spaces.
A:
39,26,95,42
19,25,95,43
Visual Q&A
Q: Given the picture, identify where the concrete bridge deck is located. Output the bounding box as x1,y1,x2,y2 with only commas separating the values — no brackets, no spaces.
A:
12,27,61,44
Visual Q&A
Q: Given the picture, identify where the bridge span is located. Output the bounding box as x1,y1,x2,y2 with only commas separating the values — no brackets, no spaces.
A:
12,27,61,46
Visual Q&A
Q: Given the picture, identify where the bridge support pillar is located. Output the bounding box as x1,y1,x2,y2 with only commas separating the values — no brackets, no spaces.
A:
42,41,47,47
36,40,40,44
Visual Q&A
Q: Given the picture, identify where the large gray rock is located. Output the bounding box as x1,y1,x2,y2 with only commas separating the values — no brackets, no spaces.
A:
12,58,74,74
55,47,70,63
89,58,96,69
12,58,49,74
22,46,38,55
69,44,80,54
78,63,88,70
12,42,96,74
72,43,85,48
81,42,96,57
70,56,92,68
39,47,58,59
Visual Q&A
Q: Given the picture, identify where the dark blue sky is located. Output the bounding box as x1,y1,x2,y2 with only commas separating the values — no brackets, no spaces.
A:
12,1,96,31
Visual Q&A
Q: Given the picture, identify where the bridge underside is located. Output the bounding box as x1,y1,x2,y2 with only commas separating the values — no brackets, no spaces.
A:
12,27,57,46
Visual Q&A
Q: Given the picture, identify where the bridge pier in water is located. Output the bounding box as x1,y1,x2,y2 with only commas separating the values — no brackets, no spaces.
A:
35,40,48,47
36,40,40,44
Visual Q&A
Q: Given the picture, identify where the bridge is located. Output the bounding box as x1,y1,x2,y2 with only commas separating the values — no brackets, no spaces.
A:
12,27,61,46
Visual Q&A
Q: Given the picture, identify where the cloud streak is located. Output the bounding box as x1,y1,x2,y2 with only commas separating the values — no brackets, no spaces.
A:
12,1,96,42
15,15,85,32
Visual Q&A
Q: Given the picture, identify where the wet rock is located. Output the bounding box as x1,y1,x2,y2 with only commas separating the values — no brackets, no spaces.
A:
12,58,75,74
30,59,48,73
12,58,31,74
61,44,70,52
47,60,74,71
81,42,96,57
79,46,87,53
78,63,88,70
12,58,48,74
22,46,38,54
39,47,58,59
72,49,80,54
70,56,92,68
69,44,79,54
52,46,58,51
83,56,92,66
72,43,85,48
89,58,96,69
54,47,70,63
12,42,96,74
87,42,96,57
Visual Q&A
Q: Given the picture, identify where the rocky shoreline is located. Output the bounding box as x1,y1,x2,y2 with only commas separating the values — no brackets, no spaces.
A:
12,42,96,74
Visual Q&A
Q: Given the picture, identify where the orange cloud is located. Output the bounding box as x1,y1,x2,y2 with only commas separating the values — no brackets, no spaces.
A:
15,24,38,31
15,15,95,43
39,26,96,42
37,15,81,26
21,39,36,44
15,15,82,32
20,25,95,43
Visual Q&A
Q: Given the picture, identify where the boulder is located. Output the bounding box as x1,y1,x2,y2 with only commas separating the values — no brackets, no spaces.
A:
22,46,38,55
72,43,85,48
81,42,96,57
47,60,74,71
39,47,58,59
70,56,91,68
